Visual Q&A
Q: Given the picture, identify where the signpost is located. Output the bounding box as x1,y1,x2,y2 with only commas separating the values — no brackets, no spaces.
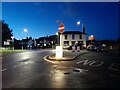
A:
55,23,65,59
58,23,64,46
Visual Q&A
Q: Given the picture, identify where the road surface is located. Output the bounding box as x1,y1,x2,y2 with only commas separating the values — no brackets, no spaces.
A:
2,49,120,88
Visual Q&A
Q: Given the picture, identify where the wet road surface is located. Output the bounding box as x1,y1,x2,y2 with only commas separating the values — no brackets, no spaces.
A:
2,49,120,88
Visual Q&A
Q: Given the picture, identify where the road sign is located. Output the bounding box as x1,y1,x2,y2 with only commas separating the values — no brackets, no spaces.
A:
58,23,64,33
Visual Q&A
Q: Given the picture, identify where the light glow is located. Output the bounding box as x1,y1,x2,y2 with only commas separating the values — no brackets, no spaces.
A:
77,21,80,25
23,28,28,32
11,36,14,39
55,46,63,59
56,32,58,35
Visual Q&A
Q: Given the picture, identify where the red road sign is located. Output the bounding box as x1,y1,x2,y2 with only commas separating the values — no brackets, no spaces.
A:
58,23,64,33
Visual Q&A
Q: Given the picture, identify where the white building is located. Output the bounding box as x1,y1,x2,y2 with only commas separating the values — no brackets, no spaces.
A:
60,31,87,48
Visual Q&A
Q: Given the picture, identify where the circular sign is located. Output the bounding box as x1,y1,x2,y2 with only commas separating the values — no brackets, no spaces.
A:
58,23,64,33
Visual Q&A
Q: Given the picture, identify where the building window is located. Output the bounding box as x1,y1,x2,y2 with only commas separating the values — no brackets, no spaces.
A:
64,41,69,46
79,34,82,39
65,35,67,39
71,41,76,45
72,34,75,39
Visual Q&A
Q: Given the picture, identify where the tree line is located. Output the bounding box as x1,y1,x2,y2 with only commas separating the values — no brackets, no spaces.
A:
0,20,13,47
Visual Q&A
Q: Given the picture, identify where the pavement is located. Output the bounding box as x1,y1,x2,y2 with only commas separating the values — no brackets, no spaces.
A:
45,49,89,61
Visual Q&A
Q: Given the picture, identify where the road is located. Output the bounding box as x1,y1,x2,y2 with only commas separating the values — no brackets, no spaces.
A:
2,49,120,88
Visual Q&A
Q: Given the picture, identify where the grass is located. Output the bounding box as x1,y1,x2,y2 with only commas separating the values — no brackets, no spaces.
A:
0,49,26,55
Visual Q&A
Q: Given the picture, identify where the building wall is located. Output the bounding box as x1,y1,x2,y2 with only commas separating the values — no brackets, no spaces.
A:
61,34,86,48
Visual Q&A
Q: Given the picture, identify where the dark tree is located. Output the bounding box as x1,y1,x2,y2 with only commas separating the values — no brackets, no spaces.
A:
1,20,13,46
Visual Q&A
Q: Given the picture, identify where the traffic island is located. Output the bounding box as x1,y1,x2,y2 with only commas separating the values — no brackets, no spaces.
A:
44,50,88,61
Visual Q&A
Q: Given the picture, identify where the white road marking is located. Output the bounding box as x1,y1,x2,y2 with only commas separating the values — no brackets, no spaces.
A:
77,60,104,67
1,68,7,72
13,64,23,68
108,63,120,72
2,60,34,72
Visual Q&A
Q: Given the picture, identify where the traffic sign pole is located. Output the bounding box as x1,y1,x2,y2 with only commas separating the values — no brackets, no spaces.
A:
58,23,64,46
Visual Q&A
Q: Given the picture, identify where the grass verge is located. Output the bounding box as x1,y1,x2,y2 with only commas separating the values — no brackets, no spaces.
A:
0,49,26,55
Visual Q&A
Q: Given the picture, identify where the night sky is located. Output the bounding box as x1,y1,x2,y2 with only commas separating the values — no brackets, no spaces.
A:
2,2,119,40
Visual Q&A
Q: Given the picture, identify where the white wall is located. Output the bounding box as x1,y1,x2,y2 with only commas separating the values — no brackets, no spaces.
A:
61,34,86,47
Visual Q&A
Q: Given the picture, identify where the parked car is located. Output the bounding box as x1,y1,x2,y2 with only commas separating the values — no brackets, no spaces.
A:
67,45,72,50
87,44,104,52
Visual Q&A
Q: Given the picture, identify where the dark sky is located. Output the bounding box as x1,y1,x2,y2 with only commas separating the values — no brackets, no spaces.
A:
2,2,119,40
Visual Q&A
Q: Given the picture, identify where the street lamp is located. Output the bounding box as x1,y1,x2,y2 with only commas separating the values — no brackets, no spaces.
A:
77,21,80,25
22,28,28,50
11,36,14,50
56,32,58,35
88,35,94,44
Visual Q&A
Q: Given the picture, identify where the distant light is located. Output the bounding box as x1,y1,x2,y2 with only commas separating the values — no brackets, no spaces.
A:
77,21,80,25
44,44,46,46
91,35,94,37
56,32,58,35
11,36,14,39
88,35,94,40
37,44,40,46
23,28,28,32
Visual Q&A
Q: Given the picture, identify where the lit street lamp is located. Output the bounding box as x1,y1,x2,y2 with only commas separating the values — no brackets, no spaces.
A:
11,36,14,50
56,32,58,35
88,35,94,44
77,21,80,25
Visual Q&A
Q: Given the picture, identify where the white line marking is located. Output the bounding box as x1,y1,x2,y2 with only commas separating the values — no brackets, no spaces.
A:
13,64,22,68
1,68,7,72
108,63,120,72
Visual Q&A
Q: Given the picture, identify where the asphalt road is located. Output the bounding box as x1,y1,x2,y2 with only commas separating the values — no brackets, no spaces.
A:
2,49,120,88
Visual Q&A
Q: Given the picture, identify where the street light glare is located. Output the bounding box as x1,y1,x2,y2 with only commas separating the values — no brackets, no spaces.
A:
56,32,58,35
23,29,28,32
77,21,80,25
11,36,14,39
91,35,94,37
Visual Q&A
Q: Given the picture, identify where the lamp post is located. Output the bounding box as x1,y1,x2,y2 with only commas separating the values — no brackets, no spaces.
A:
11,36,14,50
22,28,28,50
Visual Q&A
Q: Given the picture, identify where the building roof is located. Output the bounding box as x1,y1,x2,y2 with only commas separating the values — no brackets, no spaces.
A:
62,31,87,35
